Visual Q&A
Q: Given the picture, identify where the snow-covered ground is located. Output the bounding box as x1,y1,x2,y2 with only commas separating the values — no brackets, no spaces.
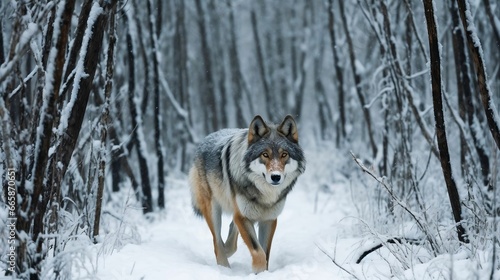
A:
73,145,361,279
72,147,495,280
82,170,358,279
91,183,355,279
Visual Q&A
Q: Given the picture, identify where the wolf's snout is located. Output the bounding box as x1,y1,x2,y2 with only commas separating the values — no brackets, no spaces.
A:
271,174,281,184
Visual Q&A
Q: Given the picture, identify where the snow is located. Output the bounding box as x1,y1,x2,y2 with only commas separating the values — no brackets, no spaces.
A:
8,67,38,99
0,23,39,81
57,3,103,136
61,147,496,280
28,0,67,193
354,59,365,75
16,23,39,54
463,0,500,135
159,68,188,119
2,1,500,278
83,175,361,279
464,9,481,49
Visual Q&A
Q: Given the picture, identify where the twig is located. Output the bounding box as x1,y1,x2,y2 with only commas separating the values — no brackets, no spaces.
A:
316,244,360,280
490,146,498,280
350,151,439,253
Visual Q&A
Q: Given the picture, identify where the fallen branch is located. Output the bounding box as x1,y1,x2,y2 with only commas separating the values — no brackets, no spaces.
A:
356,237,423,264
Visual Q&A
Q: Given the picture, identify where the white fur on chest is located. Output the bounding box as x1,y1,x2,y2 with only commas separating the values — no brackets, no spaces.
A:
235,194,286,221
235,166,292,221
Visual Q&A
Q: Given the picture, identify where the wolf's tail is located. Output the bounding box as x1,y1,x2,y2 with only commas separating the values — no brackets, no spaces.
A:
192,205,202,216
188,164,204,217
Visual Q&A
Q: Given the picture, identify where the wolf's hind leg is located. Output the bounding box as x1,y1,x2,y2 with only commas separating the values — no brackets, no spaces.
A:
206,203,230,267
190,165,229,267
224,221,239,257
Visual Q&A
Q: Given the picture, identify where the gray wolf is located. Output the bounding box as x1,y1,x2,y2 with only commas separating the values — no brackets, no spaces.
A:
189,115,306,273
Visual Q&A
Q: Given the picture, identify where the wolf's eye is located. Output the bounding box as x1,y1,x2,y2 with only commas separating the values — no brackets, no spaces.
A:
281,152,288,158
262,152,269,158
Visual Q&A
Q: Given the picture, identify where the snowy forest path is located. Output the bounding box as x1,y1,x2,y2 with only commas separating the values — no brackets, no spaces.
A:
91,176,359,280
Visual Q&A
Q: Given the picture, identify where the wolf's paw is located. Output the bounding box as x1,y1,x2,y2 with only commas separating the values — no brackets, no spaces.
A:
216,248,230,268
216,257,230,268
251,250,267,273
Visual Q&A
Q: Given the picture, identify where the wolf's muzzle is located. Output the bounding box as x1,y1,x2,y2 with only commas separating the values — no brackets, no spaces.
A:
271,174,281,185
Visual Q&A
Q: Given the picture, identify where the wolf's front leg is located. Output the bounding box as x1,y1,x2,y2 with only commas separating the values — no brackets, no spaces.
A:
233,212,267,273
258,219,277,269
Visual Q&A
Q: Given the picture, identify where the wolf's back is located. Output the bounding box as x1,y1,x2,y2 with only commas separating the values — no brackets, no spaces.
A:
195,129,245,170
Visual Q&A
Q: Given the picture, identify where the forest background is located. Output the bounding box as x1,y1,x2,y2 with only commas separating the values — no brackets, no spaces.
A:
0,0,499,279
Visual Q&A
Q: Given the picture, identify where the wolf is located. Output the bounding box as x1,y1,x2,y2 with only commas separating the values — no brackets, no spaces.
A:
189,115,306,273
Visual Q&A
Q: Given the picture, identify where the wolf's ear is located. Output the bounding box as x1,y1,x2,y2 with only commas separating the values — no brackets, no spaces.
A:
278,115,299,143
248,115,269,143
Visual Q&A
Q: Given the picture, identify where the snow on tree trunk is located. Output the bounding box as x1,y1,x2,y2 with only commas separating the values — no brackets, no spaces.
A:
124,6,153,214
456,0,500,152
94,0,117,241
449,0,490,186
146,0,166,209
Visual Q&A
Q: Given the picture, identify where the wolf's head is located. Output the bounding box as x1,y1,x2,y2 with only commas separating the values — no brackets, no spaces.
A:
244,115,305,186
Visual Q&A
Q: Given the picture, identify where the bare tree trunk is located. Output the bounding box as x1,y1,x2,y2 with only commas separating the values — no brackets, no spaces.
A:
14,2,51,275
145,0,166,209
59,0,93,109
18,1,76,277
311,1,332,140
130,0,151,115
314,54,333,140
456,0,500,152
5,4,27,128
195,0,218,132
0,1,4,65
49,0,110,240
208,0,228,128
14,1,111,277
173,0,191,171
110,148,121,192
250,7,271,119
125,10,153,214
275,8,287,119
359,0,439,162
449,0,490,185
293,2,309,121
94,0,117,240
423,0,468,243
227,0,247,128
338,0,378,158
327,0,346,141
379,0,415,196
108,119,141,200
483,0,500,50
